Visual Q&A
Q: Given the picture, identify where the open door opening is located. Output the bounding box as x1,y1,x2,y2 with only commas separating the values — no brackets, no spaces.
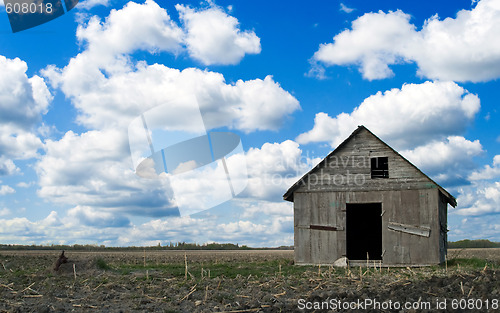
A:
346,203,382,260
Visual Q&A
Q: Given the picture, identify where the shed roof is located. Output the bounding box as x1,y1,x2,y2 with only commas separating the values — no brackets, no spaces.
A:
283,125,457,207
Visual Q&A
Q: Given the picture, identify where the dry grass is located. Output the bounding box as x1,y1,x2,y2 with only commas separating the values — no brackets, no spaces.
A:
0,249,498,312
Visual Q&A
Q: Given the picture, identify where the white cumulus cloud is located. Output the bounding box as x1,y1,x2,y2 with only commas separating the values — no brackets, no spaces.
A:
0,157,19,176
36,129,178,217
241,201,293,219
340,3,355,13
296,81,480,150
119,214,293,247
176,3,261,65
312,0,500,82
43,1,296,133
312,10,416,80
0,208,294,247
66,206,131,227
76,0,184,60
400,136,483,186
0,56,50,176
448,214,500,241
44,63,299,132
242,140,321,201
453,154,500,216
469,155,500,180
0,208,10,217
456,181,500,215
77,0,110,10
0,185,15,195
35,0,297,229
0,55,51,131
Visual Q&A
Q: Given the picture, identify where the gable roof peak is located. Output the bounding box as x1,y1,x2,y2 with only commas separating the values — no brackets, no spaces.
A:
283,125,457,207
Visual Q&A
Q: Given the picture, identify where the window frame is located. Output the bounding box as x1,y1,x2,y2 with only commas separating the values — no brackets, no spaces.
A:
371,157,389,179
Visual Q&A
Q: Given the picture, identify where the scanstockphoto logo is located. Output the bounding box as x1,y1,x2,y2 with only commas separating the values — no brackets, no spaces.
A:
4,0,79,33
128,96,248,217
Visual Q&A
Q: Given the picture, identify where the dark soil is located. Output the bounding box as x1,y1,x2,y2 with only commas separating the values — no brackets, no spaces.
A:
0,250,498,312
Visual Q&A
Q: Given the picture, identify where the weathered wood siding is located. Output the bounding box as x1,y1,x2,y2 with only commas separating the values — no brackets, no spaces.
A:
294,189,442,265
294,192,345,264
294,128,438,194
293,128,446,266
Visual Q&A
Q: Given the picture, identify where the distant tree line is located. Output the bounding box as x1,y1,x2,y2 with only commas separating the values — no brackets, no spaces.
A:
448,239,500,249
0,242,294,251
4,240,499,250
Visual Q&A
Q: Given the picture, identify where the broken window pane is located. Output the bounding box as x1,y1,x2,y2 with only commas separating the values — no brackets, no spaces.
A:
371,157,389,178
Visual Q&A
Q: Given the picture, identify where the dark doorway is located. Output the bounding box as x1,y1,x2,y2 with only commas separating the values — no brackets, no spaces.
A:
346,203,382,260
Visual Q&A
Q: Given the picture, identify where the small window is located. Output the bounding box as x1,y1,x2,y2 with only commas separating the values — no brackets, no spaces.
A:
371,157,389,178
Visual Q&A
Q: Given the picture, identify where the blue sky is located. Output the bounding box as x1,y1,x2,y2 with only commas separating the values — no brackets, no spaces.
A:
0,0,500,246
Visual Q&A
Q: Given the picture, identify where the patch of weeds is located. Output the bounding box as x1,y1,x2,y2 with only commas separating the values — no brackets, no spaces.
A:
119,268,132,275
158,264,188,277
112,259,312,280
202,259,311,279
208,263,259,278
117,263,186,277
427,264,442,272
446,257,490,269
13,269,29,277
96,258,112,270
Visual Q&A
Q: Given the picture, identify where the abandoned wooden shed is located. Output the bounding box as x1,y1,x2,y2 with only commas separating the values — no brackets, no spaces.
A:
284,126,457,266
